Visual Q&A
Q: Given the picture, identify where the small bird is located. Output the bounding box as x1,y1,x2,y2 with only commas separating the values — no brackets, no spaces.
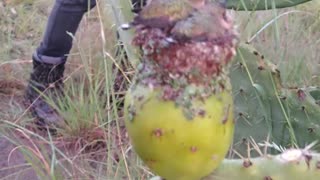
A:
121,0,205,30
169,0,237,43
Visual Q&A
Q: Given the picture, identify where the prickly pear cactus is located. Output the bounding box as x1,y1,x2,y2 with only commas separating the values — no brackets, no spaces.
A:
112,0,320,179
206,148,320,179
124,1,239,180
125,83,235,180
230,44,320,157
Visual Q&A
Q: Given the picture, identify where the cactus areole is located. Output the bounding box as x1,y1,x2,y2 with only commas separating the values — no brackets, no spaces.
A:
124,2,238,180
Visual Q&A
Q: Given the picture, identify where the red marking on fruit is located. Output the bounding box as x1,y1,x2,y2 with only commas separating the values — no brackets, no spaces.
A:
190,146,198,153
198,109,206,117
243,159,252,168
152,128,163,137
145,158,157,167
162,85,180,100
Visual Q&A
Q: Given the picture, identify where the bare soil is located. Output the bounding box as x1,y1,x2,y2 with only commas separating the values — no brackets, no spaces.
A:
0,93,39,180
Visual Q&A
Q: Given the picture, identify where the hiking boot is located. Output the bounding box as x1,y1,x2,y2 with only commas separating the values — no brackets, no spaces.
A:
24,54,66,130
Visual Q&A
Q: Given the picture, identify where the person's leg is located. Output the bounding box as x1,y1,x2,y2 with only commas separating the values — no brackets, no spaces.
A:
25,0,96,128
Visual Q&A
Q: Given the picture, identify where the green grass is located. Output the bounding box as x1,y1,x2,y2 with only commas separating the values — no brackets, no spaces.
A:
0,0,319,179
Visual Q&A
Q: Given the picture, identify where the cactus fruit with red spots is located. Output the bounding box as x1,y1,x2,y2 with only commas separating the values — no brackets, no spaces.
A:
124,1,239,179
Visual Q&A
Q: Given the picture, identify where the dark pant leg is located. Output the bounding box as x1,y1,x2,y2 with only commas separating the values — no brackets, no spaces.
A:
35,0,96,64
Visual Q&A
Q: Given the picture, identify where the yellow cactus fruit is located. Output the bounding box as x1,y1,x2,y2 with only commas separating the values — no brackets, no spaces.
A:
124,84,234,180
124,1,238,179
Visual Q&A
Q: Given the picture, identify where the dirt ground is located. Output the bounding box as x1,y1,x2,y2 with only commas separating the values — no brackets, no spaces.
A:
0,91,125,180
0,134,38,180
0,93,39,180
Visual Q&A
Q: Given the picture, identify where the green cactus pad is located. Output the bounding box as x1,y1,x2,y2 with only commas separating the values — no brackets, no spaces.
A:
230,44,320,156
206,148,320,180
